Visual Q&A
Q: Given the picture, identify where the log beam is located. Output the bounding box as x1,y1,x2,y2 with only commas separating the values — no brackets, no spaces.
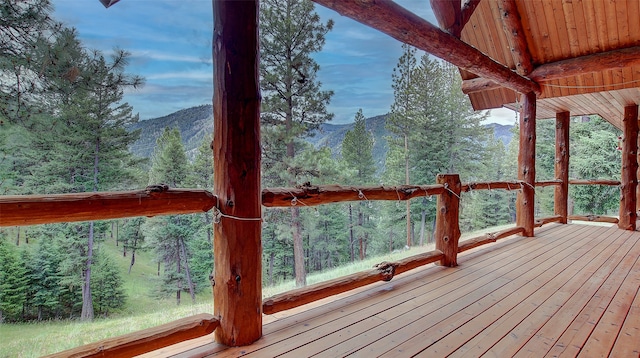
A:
618,104,638,230
462,46,640,94
516,92,537,236
458,226,525,253
435,174,461,266
534,215,564,228
569,215,619,224
0,188,215,227
313,0,540,96
569,179,621,186
212,0,262,346
262,184,444,207
554,111,570,224
262,249,444,315
45,314,218,358
497,0,534,75
430,0,481,38
530,46,640,82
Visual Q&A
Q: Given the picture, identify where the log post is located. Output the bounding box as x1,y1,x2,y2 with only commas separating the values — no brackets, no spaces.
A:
516,92,536,236
212,0,262,346
434,174,461,267
618,104,638,230
554,111,570,224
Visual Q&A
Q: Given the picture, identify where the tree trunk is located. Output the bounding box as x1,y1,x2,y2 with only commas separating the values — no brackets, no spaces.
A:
419,207,426,246
269,251,275,286
348,204,355,262
81,221,95,321
358,207,364,260
180,238,196,303
404,134,411,247
15,228,19,246
176,238,182,306
292,207,306,286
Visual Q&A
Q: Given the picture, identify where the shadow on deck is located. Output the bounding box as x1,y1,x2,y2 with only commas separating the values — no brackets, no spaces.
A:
143,223,640,357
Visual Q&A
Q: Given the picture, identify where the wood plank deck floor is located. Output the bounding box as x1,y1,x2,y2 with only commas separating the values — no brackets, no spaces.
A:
145,223,640,357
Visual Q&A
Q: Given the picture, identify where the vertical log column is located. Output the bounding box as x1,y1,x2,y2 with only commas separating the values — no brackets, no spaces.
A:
618,104,638,230
435,174,461,267
212,0,262,346
554,111,570,223
516,92,536,236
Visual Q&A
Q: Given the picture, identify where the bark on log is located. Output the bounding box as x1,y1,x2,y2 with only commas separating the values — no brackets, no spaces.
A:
497,0,533,75
458,226,525,253
618,104,638,231
535,180,563,187
461,77,502,94
463,46,640,94
261,184,444,207
44,314,218,358
213,0,262,346
312,0,540,96
555,112,570,224
262,249,444,315
568,215,619,224
516,92,537,236
534,215,564,228
530,46,640,82
462,181,524,192
0,188,215,227
435,174,461,266
569,179,621,186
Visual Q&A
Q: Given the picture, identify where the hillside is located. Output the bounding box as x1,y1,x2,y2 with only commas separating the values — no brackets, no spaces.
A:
127,106,514,168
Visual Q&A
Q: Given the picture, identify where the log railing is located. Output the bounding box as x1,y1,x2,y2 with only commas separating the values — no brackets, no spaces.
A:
1,175,619,338
44,314,219,358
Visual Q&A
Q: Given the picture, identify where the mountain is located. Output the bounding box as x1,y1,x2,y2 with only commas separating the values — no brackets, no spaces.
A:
127,104,213,159
127,106,514,168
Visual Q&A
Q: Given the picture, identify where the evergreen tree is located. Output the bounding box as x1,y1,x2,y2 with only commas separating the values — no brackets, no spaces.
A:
90,251,126,316
387,44,418,248
0,239,28,322
570,116,621,214
144,128,197,304
260,0,334,287
342,109,377,260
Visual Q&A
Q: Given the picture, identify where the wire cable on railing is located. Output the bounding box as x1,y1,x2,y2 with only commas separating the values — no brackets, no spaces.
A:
212,196,262,224
443,183,461,200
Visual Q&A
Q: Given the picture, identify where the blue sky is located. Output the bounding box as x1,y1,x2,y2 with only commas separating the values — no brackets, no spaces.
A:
52,0,516,125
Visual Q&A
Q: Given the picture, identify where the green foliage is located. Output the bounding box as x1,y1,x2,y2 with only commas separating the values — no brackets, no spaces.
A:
0,240,27,322
570,117,621,214
91,251,126,316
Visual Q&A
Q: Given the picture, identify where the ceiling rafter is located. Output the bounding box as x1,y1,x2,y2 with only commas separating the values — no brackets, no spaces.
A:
313,0,540,95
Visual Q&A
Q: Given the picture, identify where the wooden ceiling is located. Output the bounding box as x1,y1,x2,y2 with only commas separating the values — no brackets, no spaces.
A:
454,0,640,128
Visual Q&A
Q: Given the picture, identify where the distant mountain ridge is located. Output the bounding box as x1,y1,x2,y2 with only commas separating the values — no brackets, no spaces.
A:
127,105,514,166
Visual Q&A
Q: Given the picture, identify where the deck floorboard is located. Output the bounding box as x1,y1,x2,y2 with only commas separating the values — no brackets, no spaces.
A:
142,223,640,357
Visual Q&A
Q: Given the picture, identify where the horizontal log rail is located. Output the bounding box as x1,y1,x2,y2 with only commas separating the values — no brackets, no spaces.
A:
536,180,563,187
461,179,560,192
261,184,445,208
568,215,619,223
44,313,219,358
534,215,564,228
458,226,525,253
0,186,216,227
569,179,621,186
262,249,444,315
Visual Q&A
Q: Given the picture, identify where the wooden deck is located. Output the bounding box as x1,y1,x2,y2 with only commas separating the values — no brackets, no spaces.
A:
145,223,640,357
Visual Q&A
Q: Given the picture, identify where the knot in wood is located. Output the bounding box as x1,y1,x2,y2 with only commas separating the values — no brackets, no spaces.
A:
145,184,169,193
375,262,396,282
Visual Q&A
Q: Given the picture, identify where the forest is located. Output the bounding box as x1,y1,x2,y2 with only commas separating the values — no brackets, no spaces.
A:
0,0,622,324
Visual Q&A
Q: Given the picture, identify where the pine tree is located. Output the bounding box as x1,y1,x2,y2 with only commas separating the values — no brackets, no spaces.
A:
342,109,377,260
144,128,197,304
90,251,126,316
260,0,334,287
0,239,28,322
387,44,418,248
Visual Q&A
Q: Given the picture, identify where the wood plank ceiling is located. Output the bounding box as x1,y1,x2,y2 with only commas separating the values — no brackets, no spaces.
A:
457,0,640,128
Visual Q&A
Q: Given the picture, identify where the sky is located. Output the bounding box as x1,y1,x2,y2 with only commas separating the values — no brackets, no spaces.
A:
52,0,517,125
